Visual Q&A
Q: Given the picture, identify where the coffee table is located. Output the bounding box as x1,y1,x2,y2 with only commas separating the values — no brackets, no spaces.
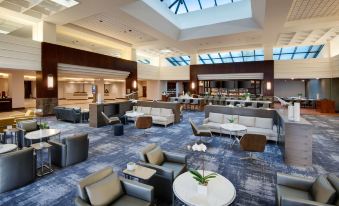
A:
220,123,247,147
123,165,156,181
173,170,236,206
25,129,61,144
125,112,144,124
0,144,18,154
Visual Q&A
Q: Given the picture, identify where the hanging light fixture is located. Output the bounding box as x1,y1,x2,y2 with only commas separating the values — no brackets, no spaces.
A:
47,74,54,89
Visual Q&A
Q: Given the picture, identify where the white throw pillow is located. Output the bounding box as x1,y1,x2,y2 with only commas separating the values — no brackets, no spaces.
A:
151,108,161,116
239,116,256,127
209,113,223,124
160,108,172,116
255,117,273,129
142,107,152,115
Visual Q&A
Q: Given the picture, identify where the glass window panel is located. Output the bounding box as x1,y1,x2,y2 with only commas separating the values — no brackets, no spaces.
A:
200,0,216,9
279,54,293,60
244,56,254,61
213,58,223,63
255,56,264,61
295,46,310,53
233,57,243,62
202,59,213,64
255,49,264,55
306,53,316,58
273,48,281,54
176,4,187,14
223,58,233,63
292,53,307,59
198,59,205,64
173,57,182,61
209,53,220,58
186,60,191,65
185,0,201,12
273,54,280,60
181,55,190,61
281,46,296,54
310,45,321,52
220,52,231,58
231,51,242,57
242,50,254,56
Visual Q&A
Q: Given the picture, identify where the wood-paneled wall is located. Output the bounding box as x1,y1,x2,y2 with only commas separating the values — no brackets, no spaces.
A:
190,60,274,96
37,42,137,98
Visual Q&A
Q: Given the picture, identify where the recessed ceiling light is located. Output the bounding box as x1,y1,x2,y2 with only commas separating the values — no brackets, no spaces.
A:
0,29,10,34
160,49,172,53
50,0,79,8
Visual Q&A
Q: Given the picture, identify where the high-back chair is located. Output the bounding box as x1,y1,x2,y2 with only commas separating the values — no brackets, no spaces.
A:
101,112,121,125
189,118,212,143
240,134,266,161
135,116,152,135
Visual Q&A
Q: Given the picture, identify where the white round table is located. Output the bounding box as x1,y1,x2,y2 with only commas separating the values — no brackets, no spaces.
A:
0,144,18,154
25,129,61,143
173,170,236,206
220,123,247,146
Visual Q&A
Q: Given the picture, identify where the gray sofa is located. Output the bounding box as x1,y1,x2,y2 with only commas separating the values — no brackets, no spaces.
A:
138,144,187,204
75,167,154,206
0,148,36,193
49,133,89,168
276,173,339,206
54,106,81,123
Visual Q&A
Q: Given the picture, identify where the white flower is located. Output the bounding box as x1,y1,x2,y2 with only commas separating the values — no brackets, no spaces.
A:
192,143,207,152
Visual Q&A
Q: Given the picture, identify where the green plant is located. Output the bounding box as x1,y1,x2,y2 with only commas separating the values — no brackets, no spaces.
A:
39,122,49,129
228,117,235,123
189,169,217,185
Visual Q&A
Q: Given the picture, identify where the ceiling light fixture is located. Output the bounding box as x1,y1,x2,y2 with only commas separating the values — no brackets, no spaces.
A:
0,30,10,34
50,0,79,8
160,49,172,53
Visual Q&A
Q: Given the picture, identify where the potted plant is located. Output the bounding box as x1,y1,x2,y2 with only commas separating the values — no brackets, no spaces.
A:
243,93,251,101
189,143,217,195
228,117,235,123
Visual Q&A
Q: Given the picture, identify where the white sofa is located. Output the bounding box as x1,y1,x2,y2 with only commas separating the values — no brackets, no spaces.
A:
203,112,278,142
128,106,175,127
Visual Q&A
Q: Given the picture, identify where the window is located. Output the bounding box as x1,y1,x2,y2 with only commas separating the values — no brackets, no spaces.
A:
166,55,190,66
273,45,324,60
198,49,264,64
162,0,242,15
137,59,151,64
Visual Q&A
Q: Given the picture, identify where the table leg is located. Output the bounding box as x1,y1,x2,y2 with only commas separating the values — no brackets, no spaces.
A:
48,148,52,170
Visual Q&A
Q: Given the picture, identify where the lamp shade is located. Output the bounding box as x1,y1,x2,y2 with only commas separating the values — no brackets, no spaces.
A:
266,81,271,90
47,74,54,89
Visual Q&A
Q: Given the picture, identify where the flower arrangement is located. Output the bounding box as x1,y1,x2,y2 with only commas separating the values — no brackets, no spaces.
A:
189,143,217,188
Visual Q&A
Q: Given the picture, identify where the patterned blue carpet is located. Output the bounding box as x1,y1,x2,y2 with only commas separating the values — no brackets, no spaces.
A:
0,112,338,206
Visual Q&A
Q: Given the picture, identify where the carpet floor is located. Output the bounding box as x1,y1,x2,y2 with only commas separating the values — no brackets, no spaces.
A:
0,111,338,206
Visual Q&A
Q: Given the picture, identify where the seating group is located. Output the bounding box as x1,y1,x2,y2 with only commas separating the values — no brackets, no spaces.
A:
128,106,175,127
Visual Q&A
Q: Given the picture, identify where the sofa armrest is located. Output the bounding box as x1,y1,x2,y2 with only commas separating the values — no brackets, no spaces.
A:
277,173,315,191
49,140,67,167
163,151,187,164
281,197,330,206
120,178,154,203
74,197,91,206
203,118,209,124
138,162,174,180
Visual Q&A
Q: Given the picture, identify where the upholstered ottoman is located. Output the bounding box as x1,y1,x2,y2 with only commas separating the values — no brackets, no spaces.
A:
114,124,124,136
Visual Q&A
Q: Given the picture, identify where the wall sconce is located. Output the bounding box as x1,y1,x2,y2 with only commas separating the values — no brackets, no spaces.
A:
47,74,54,89
266,81,272,91
132,80,137,89
191,82,195,89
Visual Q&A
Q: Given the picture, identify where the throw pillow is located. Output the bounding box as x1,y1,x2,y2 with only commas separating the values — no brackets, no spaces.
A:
85,173,123,206
311,175,336,204
146,146,164,165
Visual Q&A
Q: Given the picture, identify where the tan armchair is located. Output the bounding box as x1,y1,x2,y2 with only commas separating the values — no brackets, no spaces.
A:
135,116,152,135
240,133,266,161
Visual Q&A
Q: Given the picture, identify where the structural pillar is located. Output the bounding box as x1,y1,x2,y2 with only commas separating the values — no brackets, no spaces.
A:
94,78,105,102
32,21,57,43
264,45,273,60
8,71,25,109
190,53,198,65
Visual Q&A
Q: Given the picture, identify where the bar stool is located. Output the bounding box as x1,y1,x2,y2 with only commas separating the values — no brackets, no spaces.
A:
183,98,191,110
190,99,199,110
219,97,226,106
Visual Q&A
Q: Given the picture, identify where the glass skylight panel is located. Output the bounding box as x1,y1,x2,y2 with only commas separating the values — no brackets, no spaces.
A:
166,56,190,66
137,59,150,64
273,45,323,60
198,48,264,64
230,51,242,57
164,0,242,15
50,0,79,8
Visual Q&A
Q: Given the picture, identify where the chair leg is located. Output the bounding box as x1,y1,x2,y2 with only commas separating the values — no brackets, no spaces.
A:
240,152,264,161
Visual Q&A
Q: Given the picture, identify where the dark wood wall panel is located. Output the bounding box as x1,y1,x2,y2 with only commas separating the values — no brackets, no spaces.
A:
37,42,137,98
190,60,274,96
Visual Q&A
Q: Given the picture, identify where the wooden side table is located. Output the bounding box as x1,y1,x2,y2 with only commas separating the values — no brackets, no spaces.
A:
31,142,53,177
123,165,156,181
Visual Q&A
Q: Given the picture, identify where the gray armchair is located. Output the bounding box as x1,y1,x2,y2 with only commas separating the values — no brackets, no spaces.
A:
189,118,212,143
0,148,36,193
17,119,41,148
75,167,154,206
49,133,89,168
276,173,339,206
138,144,187,204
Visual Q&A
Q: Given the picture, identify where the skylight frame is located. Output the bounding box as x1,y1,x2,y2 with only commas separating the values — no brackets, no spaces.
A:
164,0,241,15
166,55,190,66
137,59,151,64
273,45,324,60
198,49,264,64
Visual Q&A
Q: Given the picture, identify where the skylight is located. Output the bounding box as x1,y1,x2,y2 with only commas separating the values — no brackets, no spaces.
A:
273,45,324,60
166,56,190,66
162,0,242,15
50,0,79,8
199,49,264,64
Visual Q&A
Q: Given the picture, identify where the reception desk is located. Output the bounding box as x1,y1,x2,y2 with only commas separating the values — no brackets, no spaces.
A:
89,100,132,128
0,98,12,112
277,110,313,167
